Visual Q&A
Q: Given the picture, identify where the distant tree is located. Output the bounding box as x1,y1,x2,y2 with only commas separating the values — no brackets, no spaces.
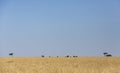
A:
9,52,13,57
65,55,70,58
106,54,112,57
73,56,78,58
41,55,45,58
103,52,108,56
103,52,112,57
57,56,59,58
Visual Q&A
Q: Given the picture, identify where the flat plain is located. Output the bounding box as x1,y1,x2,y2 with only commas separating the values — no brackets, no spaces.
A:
0,57,120,73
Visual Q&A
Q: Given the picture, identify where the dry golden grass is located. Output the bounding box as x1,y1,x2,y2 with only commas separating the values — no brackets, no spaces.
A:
0,57,120,73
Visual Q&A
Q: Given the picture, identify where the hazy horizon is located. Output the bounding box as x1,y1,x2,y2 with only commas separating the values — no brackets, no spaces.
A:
1,0,120,57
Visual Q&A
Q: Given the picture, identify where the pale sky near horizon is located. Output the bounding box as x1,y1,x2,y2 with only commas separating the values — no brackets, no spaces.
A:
0,0,120,57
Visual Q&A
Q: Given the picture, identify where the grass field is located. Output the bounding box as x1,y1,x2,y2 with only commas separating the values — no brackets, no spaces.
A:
0,57,120,73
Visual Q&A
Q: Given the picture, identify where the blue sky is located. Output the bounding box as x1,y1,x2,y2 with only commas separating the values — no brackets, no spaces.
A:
0,0,120,56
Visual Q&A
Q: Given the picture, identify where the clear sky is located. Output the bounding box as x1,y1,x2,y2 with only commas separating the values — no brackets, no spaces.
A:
0,0,120,57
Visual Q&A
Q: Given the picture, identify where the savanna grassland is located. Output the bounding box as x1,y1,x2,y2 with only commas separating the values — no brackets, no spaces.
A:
0,57,120,73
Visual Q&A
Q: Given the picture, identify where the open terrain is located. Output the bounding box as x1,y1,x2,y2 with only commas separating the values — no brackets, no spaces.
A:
0,57,120,73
